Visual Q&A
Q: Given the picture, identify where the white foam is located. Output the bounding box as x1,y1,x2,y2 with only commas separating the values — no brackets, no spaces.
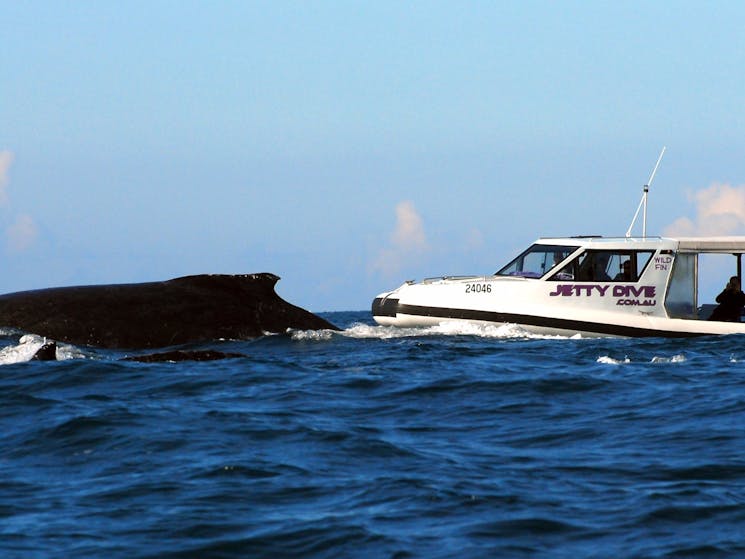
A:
55,342,88,361
597,354,688,366
291,321,581,341
341,321,522,340
0,334,84,365
290,329,336,341
432,321,524,338
650,354,687,364
597,355,631,365
0,334,48,364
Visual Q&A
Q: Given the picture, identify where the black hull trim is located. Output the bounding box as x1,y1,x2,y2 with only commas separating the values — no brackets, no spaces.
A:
372,297,399,317
378,302,704,339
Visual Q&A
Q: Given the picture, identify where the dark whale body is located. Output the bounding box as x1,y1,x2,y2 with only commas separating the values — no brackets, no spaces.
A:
0,273,338,349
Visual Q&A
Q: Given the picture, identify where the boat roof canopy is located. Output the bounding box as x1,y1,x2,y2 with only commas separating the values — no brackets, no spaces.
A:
675,237,745,254
535,235,745,254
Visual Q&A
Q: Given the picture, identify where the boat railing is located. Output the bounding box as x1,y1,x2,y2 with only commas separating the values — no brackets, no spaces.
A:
421,275,482,284
594,236,664,242
539,235,665,242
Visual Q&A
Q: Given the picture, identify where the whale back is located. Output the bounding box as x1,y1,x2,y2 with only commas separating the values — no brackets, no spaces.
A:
0,273,337,348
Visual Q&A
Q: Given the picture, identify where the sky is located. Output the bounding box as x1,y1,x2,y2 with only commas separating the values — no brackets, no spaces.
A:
3,2,745,311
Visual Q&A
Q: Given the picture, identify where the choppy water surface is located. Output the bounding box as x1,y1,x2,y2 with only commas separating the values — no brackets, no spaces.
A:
2,311,745,558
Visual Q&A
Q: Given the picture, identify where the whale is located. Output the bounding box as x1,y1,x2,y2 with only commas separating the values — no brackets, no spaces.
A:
26,340,247,362
0,273,338,349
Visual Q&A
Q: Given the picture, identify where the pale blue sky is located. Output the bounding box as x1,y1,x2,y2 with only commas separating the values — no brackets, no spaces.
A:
3,2,745,311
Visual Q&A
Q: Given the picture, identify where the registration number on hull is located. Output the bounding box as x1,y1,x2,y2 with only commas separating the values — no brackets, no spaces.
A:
465,283,492,294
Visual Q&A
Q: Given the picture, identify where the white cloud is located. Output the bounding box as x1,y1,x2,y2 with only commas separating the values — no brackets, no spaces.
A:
0,150,13,207
372,201,429,277
0,151,41,252
664,183,745,237
6,214,38,252
391,201,427,251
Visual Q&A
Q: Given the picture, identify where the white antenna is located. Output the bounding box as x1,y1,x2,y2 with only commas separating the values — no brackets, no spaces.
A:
626,146,666,238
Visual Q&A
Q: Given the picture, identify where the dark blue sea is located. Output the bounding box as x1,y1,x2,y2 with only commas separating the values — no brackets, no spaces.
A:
2,311,745,558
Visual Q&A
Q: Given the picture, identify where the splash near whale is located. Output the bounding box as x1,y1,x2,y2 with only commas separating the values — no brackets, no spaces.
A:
0,273,338,349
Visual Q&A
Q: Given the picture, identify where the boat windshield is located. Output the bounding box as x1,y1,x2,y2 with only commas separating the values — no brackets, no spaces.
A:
496,244,577,278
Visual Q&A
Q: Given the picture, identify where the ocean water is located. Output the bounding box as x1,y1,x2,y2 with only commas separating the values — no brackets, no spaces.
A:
2,311,745,558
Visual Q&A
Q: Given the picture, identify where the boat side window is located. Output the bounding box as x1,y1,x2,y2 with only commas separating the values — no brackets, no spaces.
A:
496,244,577,278
548,250,655,282
631,251,655,280
665,253,696,319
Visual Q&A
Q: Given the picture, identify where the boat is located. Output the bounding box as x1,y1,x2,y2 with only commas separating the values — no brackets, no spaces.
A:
372,235,745,337
371,150,745,337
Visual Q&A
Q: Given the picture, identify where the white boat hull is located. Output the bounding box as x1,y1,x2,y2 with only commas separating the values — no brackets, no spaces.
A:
372,236,745,338
374,292,745,337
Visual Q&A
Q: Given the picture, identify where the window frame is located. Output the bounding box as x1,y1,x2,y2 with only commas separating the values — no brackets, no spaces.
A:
495,244,580,278
547,249,655,282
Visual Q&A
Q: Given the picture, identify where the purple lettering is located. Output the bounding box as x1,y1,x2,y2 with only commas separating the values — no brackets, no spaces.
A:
630,286,645,297
550,283,652,298
576,285,594,296
549,285,574,297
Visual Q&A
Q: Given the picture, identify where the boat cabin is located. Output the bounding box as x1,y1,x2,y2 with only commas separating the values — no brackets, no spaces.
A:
496,236,745,322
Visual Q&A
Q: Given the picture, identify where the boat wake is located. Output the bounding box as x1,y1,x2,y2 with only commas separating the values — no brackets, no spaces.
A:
291,321,583,341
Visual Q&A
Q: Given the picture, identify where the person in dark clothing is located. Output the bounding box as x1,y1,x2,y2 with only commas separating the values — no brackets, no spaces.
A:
708,276,745,322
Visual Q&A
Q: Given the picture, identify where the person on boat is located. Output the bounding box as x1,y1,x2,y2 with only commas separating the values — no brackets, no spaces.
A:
708,276,745,322
578,253,611,281
592,254,611,281
614,260,633,281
